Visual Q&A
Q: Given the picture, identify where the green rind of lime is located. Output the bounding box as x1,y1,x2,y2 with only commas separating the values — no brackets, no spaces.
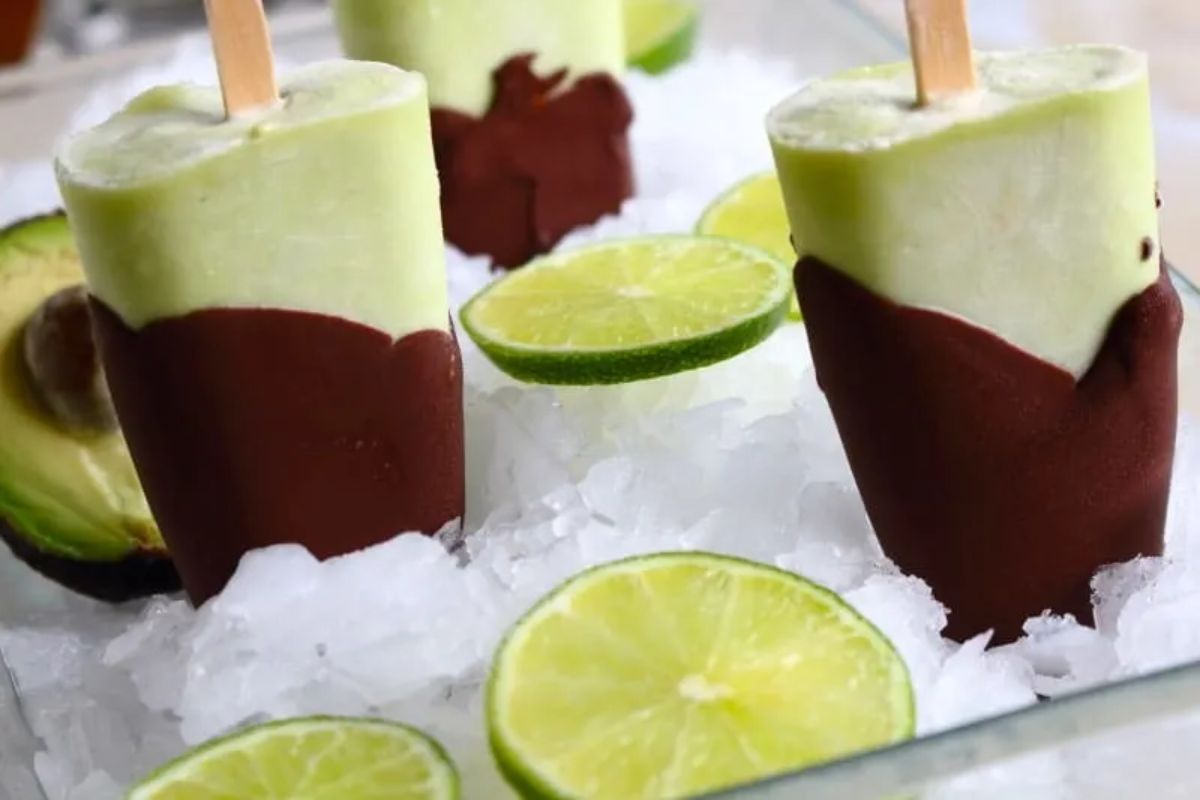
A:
127,716,460,800
487,552,915,800
697,172,803,321
466,297,788,386
625,0,701,75
460,236,792,386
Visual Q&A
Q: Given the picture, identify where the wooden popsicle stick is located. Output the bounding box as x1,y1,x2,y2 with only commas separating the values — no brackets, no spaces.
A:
203,0,279,117
904,0,977,106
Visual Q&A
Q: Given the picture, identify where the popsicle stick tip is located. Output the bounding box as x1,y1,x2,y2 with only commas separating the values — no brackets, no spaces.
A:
203,0,279,117
904,0,977,106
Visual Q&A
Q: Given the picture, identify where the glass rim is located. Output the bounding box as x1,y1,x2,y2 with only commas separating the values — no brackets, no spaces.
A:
708,659,1200,799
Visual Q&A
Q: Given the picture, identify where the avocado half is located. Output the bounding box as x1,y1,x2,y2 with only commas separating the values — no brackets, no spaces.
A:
0,213,178,601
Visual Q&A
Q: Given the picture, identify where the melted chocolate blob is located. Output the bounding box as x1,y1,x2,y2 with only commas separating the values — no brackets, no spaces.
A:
432,54,634,269
91,302,465,605
797,258,1182,642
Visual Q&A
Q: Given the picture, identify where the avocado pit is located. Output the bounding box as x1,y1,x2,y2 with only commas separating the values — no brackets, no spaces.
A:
21,284,119,435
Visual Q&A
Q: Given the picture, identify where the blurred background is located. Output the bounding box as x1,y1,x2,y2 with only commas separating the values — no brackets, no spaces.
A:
1,0,300,64
1,0,1198,276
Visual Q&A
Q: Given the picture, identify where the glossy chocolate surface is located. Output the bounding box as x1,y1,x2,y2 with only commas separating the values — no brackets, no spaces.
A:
91,302,465,605
798,257,1182,641
432,54,634,269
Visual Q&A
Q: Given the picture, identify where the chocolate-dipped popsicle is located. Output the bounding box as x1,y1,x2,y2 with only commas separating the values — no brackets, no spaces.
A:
333,0,634,269
55,60,464,605
767,45,1182,641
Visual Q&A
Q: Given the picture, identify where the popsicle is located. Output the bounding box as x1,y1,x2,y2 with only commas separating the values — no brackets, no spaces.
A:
333,0,634,269
767,14,1182,640
55,6,464,605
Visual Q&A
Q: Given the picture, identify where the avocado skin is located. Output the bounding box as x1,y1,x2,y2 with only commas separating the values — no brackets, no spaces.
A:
0,518,180,602
0,212,179,602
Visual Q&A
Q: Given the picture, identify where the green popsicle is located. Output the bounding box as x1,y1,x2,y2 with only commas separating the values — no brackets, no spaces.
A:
767,45,1158,377
54,57,465,606
764,39,1181,643
57,60,448,339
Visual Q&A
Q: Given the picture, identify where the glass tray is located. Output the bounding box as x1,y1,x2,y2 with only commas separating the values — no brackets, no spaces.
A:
724,8,1200,792
718,637,1200,798
2,2,1199,798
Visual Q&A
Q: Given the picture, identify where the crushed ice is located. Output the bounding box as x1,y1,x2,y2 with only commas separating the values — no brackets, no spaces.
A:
1,34,1200,800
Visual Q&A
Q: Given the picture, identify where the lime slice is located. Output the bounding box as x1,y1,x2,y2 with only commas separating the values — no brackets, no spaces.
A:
460,236,791,385
698,172,802,321
488,552,915,799
128,717,459,799
624,0,700,75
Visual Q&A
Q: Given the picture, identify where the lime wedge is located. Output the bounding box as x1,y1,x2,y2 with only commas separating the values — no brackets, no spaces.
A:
460,236,791,385
624,0,700,75
128,717,459,799
698,172,802,321
488,553,915,799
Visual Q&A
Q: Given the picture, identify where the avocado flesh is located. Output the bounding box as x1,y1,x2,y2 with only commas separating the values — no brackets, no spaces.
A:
0,213,178,600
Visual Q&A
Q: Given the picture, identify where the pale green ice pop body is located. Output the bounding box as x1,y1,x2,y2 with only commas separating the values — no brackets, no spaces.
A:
767,45,1159,377
332,0,625,115
56,60,448,338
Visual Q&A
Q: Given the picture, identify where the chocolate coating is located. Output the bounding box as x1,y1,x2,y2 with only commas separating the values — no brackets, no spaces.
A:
432,54,634,269
797,257,1182,642
90,302,465,605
